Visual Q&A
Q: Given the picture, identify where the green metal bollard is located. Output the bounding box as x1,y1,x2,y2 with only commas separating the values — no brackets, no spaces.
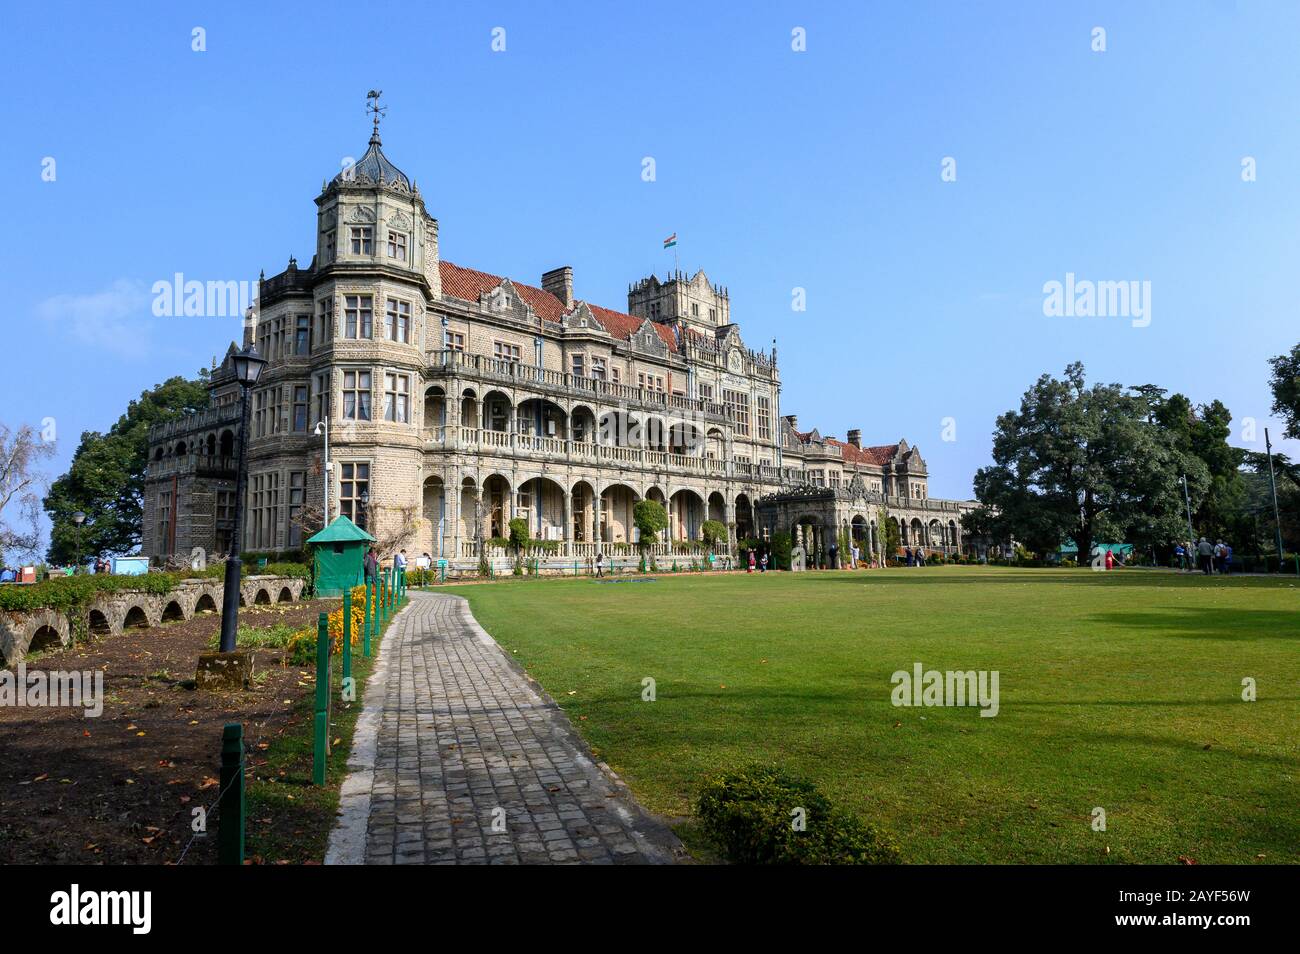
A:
218,722,245,865
363,577,372,657
342,589,353,684
364,579,374,656
312,612,331,786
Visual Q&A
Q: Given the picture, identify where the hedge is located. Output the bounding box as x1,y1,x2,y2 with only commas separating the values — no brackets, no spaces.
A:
696,765,901,865
0,563,310,614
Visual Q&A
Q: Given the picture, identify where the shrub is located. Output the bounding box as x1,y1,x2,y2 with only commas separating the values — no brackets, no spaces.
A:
633,499,669,549
770,532,793,571
507,518,530,554
702,519,728,550
696,765,900,865
284,583,377,665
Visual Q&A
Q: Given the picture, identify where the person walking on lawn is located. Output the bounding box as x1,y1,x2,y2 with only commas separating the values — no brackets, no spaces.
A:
1197,537,1213,575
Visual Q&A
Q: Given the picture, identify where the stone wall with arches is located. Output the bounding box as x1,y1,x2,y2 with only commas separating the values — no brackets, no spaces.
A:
0,575,306,666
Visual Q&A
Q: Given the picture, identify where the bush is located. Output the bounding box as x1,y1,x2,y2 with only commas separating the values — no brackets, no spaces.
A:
697,765,900,865
702,519,728,550
770,532,792,571
284,583,379,665
507,518,530,554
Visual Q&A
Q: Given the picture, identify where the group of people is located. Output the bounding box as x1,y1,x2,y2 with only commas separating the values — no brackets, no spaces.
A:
1177,537,1233,575
745,548,770,572
363,548,433,584
902,546,928,567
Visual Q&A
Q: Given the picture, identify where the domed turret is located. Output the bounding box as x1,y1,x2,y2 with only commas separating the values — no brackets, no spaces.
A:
333,128,411,191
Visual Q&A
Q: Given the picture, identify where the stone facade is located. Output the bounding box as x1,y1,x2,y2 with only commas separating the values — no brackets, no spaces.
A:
143,122,975,570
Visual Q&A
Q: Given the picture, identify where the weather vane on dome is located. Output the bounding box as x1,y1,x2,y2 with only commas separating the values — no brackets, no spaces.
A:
366,89,387,143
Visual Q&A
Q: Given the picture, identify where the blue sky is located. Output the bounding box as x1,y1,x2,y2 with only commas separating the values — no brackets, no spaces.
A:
3,0,1298,527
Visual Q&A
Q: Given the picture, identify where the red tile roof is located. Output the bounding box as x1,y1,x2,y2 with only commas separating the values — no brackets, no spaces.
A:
826,437,898,466
438,261,567,324
438,260,678,352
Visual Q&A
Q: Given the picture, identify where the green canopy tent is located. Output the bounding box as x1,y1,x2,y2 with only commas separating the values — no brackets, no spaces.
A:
1057,540,1134,562
306,515,376,597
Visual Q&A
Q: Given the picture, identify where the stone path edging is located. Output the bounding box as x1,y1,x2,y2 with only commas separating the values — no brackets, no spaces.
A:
325,591,682,865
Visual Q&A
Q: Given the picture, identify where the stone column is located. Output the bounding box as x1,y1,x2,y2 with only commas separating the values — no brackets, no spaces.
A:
562,490,573,557
593,486,603,554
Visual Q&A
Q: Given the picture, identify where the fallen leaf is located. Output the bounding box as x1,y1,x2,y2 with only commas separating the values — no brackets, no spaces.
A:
1178,855,1199,865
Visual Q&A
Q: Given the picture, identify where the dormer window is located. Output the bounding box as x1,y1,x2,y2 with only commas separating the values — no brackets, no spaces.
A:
387,230,407,261
349,226,373,255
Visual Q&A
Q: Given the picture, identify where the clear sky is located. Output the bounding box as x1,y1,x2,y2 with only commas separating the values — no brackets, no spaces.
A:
3,0,1298,535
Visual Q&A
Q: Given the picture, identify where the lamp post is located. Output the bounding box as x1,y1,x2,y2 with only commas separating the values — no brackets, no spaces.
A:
314,417,330,527
72,511,85,573
218,345,267,654
358,489,369,532
1264,428,1286,565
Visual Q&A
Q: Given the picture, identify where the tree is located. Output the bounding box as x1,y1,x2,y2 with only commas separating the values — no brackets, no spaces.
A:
44,375,209,562
632,499,668,557
1268,343,1300,440
701,519,727,552
1151,392,1246,543
972,363,1203,557
507,517,529,554
0,423,55,565
878,512,900,562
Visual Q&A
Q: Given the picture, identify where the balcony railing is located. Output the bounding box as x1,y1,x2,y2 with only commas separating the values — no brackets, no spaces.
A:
421,424,794,483
425,349,729,420
146,453,238,481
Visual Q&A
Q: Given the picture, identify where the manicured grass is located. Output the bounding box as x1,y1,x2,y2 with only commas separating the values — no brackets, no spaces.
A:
462,567,1300,864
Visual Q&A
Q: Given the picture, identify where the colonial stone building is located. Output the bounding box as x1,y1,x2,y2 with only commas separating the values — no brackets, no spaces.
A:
142,121,974,569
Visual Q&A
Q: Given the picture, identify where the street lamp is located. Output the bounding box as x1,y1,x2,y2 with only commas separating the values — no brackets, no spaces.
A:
358,489,369,531
72,511,85,572
218,344,267,654
314,417,330,527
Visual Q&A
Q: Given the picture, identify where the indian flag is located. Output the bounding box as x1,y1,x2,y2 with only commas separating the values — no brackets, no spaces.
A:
663,233,677,249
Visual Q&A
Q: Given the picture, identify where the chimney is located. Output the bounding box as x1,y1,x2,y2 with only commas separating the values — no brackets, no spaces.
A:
784,414,798,430
542,266,573,308
847,428,861,448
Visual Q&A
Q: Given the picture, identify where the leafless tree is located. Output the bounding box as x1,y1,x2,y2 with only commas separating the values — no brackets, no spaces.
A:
0,423,55,564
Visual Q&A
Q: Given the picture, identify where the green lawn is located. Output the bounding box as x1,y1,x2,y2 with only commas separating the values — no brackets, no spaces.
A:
462,567,1300,864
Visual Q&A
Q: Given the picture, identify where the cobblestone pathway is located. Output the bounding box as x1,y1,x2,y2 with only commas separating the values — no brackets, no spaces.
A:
326,591,682,865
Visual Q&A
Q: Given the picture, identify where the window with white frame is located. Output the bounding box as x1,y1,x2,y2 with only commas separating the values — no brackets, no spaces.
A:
342,370,371,420
385,298,410,343
292,385,308,432
724,389,750,436
757,395,771,441
349,226,373,255
591,357,606,381
288,471,306,547
316,297,333,346
312,372,329,424
344,295,373,338
387,230,407,261
339,462,370,528
446,331,465,351
494,341,521,363
383,372,410,423
571,354,585,377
